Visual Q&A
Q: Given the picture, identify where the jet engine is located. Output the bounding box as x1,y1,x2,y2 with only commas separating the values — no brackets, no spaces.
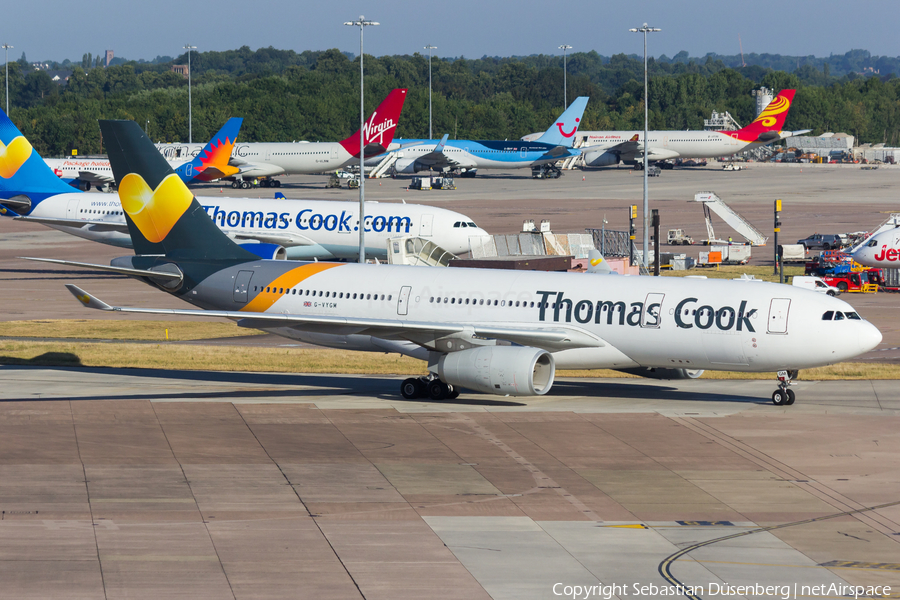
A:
583,150,619,167
69,180,92,191
438,346,555,396
617,367,704,380
393,157,427,174
238,242,287,260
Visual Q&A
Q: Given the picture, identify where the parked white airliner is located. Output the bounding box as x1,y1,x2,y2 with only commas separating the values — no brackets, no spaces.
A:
52,120,882,407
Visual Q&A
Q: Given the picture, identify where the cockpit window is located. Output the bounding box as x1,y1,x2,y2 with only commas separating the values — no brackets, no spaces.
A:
845,312,861,320
834,312,845,320
453,222,461,228
867,239,878,247
468,222,477,228
822,311,834,320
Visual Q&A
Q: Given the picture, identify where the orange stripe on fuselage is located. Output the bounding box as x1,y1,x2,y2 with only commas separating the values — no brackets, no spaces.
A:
241,262,343,313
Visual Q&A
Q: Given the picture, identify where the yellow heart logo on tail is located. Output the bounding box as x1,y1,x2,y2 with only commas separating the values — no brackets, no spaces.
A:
590,257,604,266
77,294,90,305
119,173,193,243
0,136,33,179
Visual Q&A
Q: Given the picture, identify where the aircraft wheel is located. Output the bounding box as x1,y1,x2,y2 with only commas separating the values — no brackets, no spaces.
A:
400,378,423,399
274,180,281,188
241,181,251,189
772,390,786,405
427,380,450,401
785,389,796,405
231,181,239,189
447,387,460,400
261,179,270,188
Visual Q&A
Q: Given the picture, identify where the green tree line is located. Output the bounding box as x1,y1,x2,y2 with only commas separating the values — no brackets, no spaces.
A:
2,46,899,156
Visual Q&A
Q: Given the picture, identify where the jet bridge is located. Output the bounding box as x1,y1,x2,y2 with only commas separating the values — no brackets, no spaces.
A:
693,191,768,246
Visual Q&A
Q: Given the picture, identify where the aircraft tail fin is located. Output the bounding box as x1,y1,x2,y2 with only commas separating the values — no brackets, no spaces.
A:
535,97,589,147
0,107,80,209
99,119,256,261
586,249,613,274
174,117,242,183
339,88,408,157
730,90,796,142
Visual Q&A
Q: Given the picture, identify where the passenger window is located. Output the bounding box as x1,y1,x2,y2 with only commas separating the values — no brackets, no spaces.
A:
822,311,834,320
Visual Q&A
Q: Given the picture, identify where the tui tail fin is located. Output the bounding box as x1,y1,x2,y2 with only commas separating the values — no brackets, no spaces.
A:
535,97,589,147
99,119,255,261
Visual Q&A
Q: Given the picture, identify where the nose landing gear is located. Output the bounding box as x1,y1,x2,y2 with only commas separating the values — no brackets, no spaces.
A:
772,370,796,405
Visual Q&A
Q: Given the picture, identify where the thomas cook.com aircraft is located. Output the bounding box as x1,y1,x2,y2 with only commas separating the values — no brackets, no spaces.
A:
0,109,485,260
39,120,881,406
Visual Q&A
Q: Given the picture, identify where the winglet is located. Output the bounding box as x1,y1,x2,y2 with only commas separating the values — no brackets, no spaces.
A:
586,249,614,274
65,284,113,310
433,133,450,154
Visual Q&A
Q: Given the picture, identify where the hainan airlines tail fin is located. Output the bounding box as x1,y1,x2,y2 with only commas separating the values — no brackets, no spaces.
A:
586,249,614,274
173,117,242,183
730,90,796,143
339,88,408,157
535,97,589,147
99,119,255,261
0,107,80,210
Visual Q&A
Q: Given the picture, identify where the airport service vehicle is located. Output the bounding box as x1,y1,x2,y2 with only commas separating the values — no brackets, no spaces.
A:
797,233,844,251
667,229,694,245
48,120,883,407
791,276,839,296
722,163,745,171
43,118,243,190
555,90,810,168
368,97,589,177
821,271,881,293
0,110,485,260
154,89,408,187
778,244,808,263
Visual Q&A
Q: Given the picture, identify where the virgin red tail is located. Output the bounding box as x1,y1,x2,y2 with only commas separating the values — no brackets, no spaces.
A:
726,90,796,143
339,88,408,157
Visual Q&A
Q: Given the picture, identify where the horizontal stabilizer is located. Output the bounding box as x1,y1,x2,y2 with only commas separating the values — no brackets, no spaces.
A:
24,257,183,281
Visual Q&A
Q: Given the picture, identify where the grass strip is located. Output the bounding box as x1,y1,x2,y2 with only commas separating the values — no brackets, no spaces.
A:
0,340,896,380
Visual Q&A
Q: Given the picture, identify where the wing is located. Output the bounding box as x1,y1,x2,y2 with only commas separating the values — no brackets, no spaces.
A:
77,170,116,185
225,230,315,247
65,285,605,352
228,159,285,178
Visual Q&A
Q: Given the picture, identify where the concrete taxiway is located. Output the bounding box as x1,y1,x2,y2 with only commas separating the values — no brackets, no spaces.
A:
1,164,899,598
0,367,898,599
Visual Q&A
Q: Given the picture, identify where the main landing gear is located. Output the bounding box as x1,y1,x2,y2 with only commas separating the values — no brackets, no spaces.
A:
400,376,460,401
772,370,796,406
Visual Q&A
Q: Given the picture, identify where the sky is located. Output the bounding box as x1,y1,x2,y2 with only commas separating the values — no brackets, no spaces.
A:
6,0,899,64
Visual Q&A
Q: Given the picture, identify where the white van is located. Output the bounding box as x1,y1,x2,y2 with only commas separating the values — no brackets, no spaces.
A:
792,276,840,296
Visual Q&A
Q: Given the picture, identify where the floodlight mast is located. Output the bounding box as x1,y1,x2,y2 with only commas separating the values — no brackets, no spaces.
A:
628,24,660,270
558,44,572,108
425,45,437,139
344,16,379,264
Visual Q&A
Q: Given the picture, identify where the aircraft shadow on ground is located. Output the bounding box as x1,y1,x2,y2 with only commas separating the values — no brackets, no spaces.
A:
1,364,765,405
0,365,524,405
549,380,768,404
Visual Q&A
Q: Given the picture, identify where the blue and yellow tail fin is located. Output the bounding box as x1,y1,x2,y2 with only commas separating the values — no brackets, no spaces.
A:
0,108,78,211
172,117,242,183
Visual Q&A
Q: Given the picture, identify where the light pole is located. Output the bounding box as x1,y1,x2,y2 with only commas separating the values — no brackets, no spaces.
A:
183,44,196,143
344,16,379,264
425,45,437,139
629,24,660,269
558,44,572,108
2,44,12,116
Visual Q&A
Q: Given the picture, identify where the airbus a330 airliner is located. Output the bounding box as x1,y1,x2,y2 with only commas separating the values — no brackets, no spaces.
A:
0,109,485,260
154,89,408,187
47,120,881,406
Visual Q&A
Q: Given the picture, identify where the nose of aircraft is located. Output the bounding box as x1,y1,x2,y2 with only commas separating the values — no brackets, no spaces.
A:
858,320,883,355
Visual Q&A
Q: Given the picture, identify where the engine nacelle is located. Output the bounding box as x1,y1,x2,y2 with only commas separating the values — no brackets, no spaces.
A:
238,242,287,260
394,158,427,174
618,367,704,380
69,179,92,191
438,346,555,396
584,150,619,167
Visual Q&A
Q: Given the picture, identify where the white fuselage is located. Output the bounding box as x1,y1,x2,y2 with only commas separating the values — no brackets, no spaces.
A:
853,229,900,268
155,141,355,177
579,130,761,165
27,193,486,259
210,262,880,372
44,157,189,182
